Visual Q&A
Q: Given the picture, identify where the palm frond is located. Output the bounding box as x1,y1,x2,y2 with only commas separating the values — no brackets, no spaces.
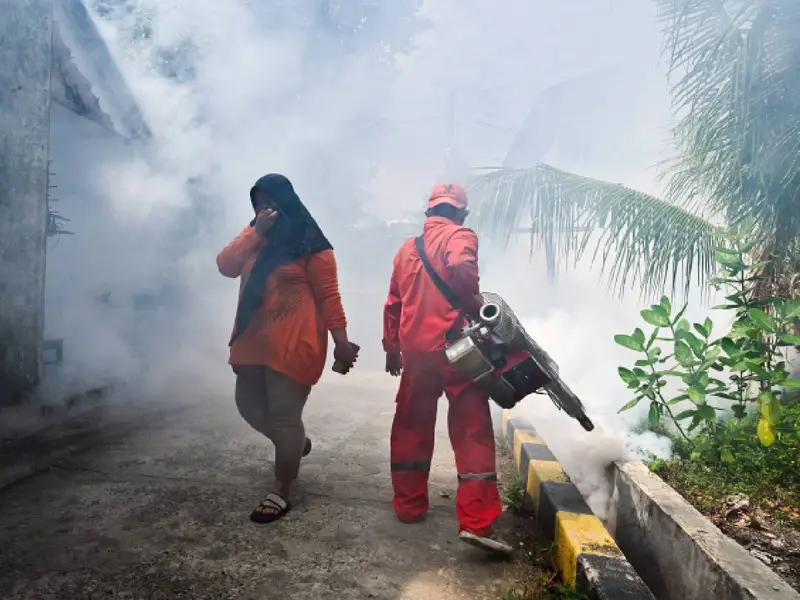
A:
658,0,800,262
469,165,724,299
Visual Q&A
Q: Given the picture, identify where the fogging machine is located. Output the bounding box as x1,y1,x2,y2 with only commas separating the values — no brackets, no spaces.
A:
416,236,595,432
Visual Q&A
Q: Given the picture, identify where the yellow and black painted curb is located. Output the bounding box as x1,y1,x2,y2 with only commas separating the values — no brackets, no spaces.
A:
502,412,655,600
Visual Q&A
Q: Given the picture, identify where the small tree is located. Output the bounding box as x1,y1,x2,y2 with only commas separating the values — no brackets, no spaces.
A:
615,225,800,461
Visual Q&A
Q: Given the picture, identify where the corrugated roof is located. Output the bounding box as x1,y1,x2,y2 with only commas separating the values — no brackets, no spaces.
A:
51,0,149,139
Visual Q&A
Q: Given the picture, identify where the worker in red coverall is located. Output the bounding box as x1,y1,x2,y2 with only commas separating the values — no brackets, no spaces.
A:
382,183,511,555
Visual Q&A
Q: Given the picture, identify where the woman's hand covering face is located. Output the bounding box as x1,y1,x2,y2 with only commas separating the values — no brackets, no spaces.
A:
254,208,279,237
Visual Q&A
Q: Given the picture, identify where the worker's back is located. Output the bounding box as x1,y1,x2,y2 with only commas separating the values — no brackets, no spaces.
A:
391,215,480,353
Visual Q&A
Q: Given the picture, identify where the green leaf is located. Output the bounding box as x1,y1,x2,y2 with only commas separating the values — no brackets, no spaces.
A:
732,404,747,419
618,367,639,387
667,394,690,405
782,379,800,389
778,334,800,346
660,370,686,378
648,402,661,426
645,327,661,351
729,323,756,340
653,302,671,317
688,387,706,405
693,322,709,338
712,303,740,311
696,405,716,421
726,291,749,302
641,309,670,327
720,447,735,464
740,240,757,254
719,337,738,356
759,390,782,426
747,309,777,333
702,318,713,336
714,248,740,264
659,296,672,316
633,328,646,347
786,300,800,320
618,396,642,413
674,341,694,367
672,304,688,327
683,332,705,358
704,346,722,363
674,409,696,420
615,334,644,352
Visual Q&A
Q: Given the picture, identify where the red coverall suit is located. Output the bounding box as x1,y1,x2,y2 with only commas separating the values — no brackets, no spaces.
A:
382,200,502,536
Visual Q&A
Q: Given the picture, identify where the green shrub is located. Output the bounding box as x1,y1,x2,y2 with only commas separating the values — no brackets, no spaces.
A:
615,224,800,463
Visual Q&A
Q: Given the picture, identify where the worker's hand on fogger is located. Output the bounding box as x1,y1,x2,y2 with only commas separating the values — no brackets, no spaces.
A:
254,208,279,237
385,351,402,377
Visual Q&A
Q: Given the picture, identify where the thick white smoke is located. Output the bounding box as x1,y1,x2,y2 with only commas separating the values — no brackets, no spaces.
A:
44,0,715,515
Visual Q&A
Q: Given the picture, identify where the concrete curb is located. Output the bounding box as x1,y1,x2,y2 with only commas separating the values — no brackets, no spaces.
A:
501,413,655,599
611,460,800,600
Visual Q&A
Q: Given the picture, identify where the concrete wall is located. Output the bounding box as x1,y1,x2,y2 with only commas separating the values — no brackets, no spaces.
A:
0,0,53,403
42,104,150,399
610,461,799,600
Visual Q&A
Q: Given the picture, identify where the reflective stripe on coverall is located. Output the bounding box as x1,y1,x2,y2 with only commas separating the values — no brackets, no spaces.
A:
383,216,502,535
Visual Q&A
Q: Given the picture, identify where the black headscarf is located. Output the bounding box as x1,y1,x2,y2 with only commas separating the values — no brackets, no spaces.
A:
229,174,332,345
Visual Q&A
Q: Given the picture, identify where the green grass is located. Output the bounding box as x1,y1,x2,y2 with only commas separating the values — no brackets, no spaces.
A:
497,435,528,513
646,401,800,527
650,456,800,526
497,435,511,458
502,472,528,514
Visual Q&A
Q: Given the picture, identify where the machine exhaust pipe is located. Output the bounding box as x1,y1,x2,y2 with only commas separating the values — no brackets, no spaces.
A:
479,303,502,328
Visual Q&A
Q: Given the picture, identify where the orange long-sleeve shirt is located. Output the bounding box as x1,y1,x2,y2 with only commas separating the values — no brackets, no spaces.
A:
383,216,481,354
217,225,347,387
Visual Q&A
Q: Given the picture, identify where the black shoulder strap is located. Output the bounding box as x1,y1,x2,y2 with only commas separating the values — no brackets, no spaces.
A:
415,236,462,309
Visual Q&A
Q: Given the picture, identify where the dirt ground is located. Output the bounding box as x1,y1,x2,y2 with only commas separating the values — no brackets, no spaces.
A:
0,370,555,600
707,494,800,593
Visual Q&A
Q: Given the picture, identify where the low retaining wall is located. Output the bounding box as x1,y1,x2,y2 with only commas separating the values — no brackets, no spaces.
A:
611,460,799,600
501,413,655,599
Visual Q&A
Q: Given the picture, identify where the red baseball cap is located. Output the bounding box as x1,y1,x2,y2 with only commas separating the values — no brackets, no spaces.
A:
428,182,468,210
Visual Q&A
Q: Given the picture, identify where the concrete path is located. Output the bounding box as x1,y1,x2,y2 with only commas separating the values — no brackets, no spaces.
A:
0,371,526,600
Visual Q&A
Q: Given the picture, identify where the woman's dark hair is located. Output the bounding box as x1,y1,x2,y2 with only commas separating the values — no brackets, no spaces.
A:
426,203,464,221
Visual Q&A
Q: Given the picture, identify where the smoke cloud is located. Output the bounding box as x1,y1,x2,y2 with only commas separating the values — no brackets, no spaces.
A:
44,0,717,515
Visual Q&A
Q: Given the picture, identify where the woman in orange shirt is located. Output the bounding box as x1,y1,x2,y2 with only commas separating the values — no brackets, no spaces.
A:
217,173,358,523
